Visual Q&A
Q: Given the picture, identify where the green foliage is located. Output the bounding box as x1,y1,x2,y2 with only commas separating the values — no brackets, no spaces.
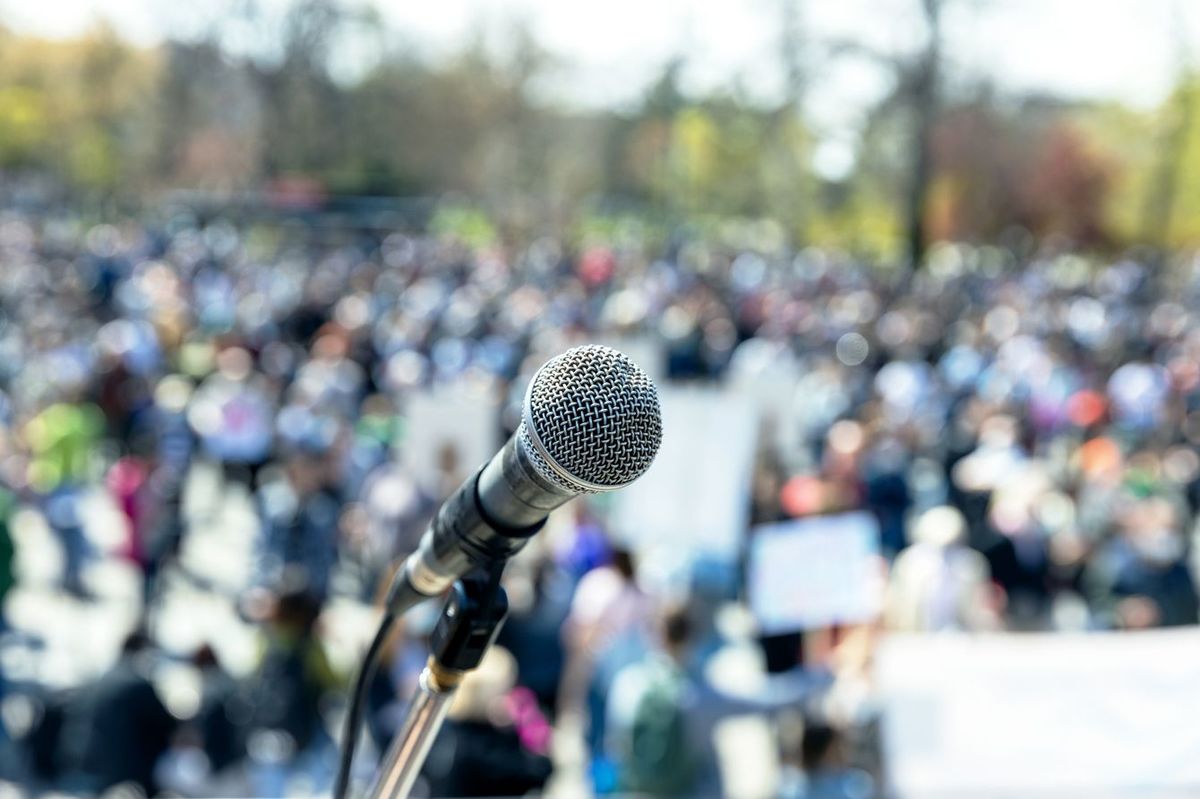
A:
0,86,48,165
1071,102,1158,244
69,127,119,189
1154,77,1200,247
0,23,157,193
429,204,497,248
571,209,670,253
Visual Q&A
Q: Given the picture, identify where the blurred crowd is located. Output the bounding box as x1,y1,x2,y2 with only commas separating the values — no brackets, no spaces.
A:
0,202,1195,798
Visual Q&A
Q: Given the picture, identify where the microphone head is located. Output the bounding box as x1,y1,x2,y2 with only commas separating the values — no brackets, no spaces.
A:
518,345,662,493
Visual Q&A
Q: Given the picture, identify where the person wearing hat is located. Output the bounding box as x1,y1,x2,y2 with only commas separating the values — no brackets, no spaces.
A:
885,505,998,632
419,647,553,797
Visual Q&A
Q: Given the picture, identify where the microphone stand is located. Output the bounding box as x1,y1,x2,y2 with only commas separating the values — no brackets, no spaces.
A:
365,567,509,799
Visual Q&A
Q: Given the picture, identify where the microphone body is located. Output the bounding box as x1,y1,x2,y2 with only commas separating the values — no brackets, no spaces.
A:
392,345,662,603
403,436,573,597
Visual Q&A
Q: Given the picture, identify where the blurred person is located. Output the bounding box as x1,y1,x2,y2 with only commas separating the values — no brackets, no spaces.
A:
750,454,787,526
431,441,466,501
92,327,158,443
606,603,823,798
188,345,276,491
554,504,615,582
986,470,1056,627
497,558,571,719
365,622,416,758
778,720,875,799
860,436,912,557
420,647,553,797
560,546,651,772
1085,497,1199,628
105,436,153,571
562,548,648,658
352,457,432,576
885,505,998,632
60,631,178,796
951,417,1053,625
1072,436,1125,542
138,375,197,608
23,392,104,596
241,583,340,759
253,449,341,602
191,643,246,775
0,481,15,627
92,350,140,441
339,393,399,502
293,328,366,419
154,645,247,797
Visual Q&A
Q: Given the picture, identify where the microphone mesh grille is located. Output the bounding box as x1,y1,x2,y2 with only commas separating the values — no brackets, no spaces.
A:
519,345,662,493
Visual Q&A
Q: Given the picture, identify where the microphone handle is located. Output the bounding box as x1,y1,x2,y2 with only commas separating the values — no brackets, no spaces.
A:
396,434,577,603
478,434,577,528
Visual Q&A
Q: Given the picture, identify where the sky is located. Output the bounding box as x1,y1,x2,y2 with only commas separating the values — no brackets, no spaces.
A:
1,0,1193,178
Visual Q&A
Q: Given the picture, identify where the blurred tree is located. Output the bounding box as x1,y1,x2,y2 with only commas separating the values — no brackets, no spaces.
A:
1154,75,1200,247
819,0,946,265
258,0,349,178
1141,0,1195,252
764,0,813,244
1146,88,1194,249
906,0,942,271
0,7,1176,256
627,58,688,214
927,97,1120,247
1073,102,1157,246
809,107,904,258
1018,120,1116,247
925,100,1021,243
0,23,157,194
0,84,49,167
156,41,262,189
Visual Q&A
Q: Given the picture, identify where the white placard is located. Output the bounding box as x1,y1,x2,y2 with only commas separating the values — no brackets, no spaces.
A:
878,629,1200,798
401,384,498,491
608,387,757,569
748,512,884,634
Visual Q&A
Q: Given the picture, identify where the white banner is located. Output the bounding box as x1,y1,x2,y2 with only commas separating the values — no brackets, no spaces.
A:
878,629,1200,798
608,387,757,570
748,512,884,634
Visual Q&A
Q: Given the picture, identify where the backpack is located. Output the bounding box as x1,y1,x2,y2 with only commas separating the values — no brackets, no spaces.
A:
623,661,697,796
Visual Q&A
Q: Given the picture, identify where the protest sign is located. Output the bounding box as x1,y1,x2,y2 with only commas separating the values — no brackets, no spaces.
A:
748,511,884,633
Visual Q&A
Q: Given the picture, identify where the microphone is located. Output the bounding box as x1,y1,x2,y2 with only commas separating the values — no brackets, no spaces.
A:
393,344,663,603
